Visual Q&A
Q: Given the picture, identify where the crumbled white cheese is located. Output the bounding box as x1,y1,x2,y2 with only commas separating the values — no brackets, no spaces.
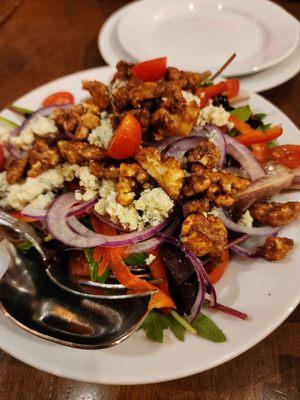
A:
11,116,57,150
88,112,114,149
75,166,99,201
95,180,139,231
1,167,65,210
135,188,174,227
95,181,174,231
61,163,80,182
197,100,230,127
0,172,8,197
238,210,254,228
29,191,55,210
181,90,201,106
145,254,156,265
0,125,12,145
110,79,126,93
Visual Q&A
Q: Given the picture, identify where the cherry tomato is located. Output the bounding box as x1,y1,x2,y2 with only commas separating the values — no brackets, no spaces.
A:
10,211,36,223
223,78,240,98
107,113,142,160
42,91,74,107
0,144,4,171
269,145,300,169
251,143,269,164
197,81,228,109
207,250,229,284
132,57,167,82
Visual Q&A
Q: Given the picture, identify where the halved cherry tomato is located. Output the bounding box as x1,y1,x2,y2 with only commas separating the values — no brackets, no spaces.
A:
223,78,240,99
207,250,229,284
146,248,169,295
132,57,167,82
251,143,269,164
197,81,227,109
42,91,74,107
69,251,90,276
107,113,142,160
10,211,36,223
0,144,4,171
269,145,300,169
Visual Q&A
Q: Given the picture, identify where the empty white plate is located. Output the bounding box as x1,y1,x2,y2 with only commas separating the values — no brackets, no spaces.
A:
118,0,299,76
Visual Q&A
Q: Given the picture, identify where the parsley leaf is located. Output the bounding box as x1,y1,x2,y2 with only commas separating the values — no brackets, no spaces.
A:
230,106,251,122
141,310,169,343
84,248,109,283
167,314,185,341
192,313,226,343
125,253,146,266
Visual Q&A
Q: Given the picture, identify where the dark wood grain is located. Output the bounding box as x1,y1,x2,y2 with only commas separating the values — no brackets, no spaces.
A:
0,0,299,398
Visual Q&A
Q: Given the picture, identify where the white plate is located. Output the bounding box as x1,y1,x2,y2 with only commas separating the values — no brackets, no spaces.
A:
117,0,299,77
0,67,300,385
98,2,300,92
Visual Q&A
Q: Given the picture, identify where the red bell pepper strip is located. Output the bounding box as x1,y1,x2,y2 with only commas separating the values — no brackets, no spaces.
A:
132,57,167,82
223,78,239,98
251,143,269,164
107,113,142,160
146,248,169,295
208,250,229,284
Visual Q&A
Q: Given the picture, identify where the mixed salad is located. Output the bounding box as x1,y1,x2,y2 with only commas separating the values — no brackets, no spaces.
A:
0,56,299,343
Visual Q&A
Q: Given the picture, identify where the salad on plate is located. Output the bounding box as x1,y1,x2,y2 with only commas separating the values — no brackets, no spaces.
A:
0,56,299,344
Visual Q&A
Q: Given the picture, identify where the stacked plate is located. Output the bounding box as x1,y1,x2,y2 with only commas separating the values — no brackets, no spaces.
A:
98,0,300,92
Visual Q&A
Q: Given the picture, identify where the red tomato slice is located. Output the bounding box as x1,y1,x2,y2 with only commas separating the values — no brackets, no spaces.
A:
107,113,142,160
0,144,4,171
269,145,300,169
223,78,240,98
132,57,167,82
42,91,74,107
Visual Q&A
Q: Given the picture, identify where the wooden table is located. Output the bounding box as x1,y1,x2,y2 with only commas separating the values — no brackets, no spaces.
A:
0,1,299,398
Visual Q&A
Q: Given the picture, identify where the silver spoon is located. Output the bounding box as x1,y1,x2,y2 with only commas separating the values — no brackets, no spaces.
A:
0,211,150,348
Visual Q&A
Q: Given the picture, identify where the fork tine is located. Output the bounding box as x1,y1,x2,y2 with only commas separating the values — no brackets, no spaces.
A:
79,278,163,290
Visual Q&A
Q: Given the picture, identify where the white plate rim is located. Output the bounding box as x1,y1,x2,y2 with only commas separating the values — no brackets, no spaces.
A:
0,66,299,385
117,0,299,77
98,2,300,93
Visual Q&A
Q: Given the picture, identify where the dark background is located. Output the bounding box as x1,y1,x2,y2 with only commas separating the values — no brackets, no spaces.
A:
0,1,299,399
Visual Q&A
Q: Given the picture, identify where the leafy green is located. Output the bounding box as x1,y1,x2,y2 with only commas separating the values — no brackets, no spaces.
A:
267,140,278,148
16,240,34,253
192,313,226,343
0,116,19,128
141,310,169,343
228,128,238,137
10,105,34,115
230,106,251,122
84,248,109,283
252,113,266,121
125,253,146,266
166,314,185,341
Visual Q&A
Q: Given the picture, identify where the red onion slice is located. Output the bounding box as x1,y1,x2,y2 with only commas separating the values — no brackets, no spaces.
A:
47,193,168,248
22,196,98,220
229,244,259,258
155,136,182,152
216,208,281,236
163,136,207,163
225,135,265,181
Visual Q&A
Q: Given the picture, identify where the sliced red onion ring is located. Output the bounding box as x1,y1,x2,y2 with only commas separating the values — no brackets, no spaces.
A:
163,136,206,163
211,302,248,320
206,125,226,166
225,135,265,181
22,196,98,220
93,212,129,232
155,136,182,152
216,208,281,236
47,192,168,248
229,244,259,259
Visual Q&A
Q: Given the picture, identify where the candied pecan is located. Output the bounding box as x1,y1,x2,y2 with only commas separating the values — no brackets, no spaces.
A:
187,141,220,169
112,60,134,82
127,82,162,107
161,81,186,112
89,161,119,179
57,141,85,164
135,147,184,199
116,163,149,206
183,174,211,197
166,67,211,91
82,80,110,111
250,201,300,227
214,194,235,208
77,143,105,161
152,101,199,137
183,199,210,217
112,87,130,112
5,157,27,184
130,108,151,133
259,237,294,261
181,213,227,257
51,108,80,133
27,139,60,178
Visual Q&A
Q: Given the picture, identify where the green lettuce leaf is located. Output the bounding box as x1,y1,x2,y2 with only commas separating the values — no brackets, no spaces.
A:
166,314,185,341
141,311,168,343
230,105,251,121
125,253,146,266
192,313,226,343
